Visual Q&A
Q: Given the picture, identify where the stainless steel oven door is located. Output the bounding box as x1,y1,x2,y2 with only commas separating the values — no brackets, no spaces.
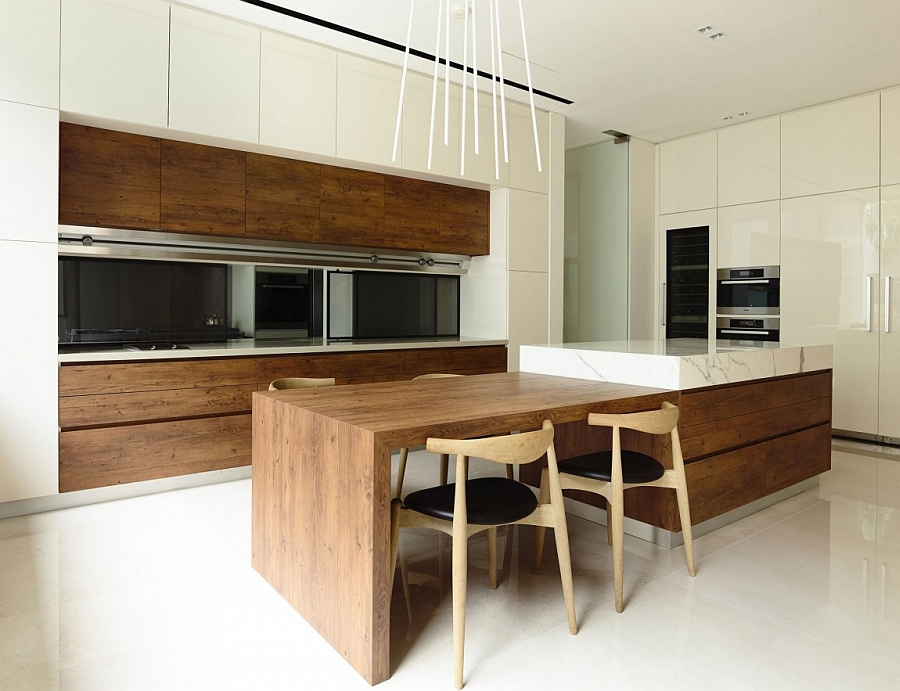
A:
716,266,780,315
716,317,780,342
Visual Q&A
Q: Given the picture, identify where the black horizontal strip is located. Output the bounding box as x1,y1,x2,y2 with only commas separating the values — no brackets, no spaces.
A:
237,0,574,105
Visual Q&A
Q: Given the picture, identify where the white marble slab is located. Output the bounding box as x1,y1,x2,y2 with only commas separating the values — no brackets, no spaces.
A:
520,339,833,390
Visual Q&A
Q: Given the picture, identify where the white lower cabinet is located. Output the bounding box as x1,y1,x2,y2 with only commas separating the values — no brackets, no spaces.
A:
507,270,548,372
0,241,59,503
781,189,881,436
880,186,900,440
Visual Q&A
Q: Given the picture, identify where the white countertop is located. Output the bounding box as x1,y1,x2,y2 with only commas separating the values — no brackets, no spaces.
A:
520,338,833,390
58,337,507,364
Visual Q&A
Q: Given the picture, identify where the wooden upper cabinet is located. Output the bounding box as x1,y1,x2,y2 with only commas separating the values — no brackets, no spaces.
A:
59,123,161,230
320,165,384,248
440,184,490,255
383,175,440,251
246,153,320,242
160,140,247,237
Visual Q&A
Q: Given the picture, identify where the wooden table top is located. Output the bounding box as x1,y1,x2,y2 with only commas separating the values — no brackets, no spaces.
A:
253,371,673,448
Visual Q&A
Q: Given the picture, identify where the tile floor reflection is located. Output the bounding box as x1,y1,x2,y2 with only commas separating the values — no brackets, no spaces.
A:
2,441,899,690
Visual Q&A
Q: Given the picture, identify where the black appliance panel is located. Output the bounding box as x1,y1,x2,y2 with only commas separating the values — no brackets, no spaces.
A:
665,226,710,339
716,266,780,315
716,317,780,342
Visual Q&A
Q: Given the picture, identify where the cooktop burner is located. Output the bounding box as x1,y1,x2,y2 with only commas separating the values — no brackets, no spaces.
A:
122,343,191,351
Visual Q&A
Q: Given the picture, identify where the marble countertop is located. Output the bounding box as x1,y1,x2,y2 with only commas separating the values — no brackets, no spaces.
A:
520,338,833,390
58,337,507,364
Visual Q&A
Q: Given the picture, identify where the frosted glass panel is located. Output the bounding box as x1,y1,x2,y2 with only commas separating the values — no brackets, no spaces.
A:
564,141,629,342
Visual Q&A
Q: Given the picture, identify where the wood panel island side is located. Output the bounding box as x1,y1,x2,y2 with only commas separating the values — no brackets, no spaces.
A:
519,339,835,542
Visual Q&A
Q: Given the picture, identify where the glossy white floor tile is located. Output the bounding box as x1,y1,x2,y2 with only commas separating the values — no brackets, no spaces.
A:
2,442,900,690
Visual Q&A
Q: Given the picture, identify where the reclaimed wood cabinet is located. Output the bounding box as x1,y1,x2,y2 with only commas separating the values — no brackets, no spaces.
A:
245,152,320,242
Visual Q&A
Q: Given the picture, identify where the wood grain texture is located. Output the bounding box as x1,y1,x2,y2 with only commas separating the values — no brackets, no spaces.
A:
160,140,246,236
59,123,161,229
320,165,384,248
440,184,490,256
59,414,251,492
59,358,258,396
59,385,254,430
258,351,403,389
400,345,507,377
246,153,320,242
383,175,441,251
251,372,667,684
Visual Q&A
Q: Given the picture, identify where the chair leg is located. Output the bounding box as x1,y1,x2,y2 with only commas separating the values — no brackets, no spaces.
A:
532,467,550,575
610,489,626,613
674,479,697,577
487,527,499,588
550,504,578,635
439,453,449,486
505,464,514,480
399,552,414,624
452,526,468,689
605,499,614,546
395,448,409,498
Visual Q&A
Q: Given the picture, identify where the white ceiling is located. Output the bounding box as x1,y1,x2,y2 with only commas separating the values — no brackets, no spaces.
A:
179,0,900,148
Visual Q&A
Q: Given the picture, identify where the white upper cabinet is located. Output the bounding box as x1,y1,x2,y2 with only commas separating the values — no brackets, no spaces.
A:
0,0,59,108
781,93,880,198
60,0,170,128
460,83,509,186
717,201,780,269
882,88,900,186
336,53,402,168
507,101,549,193
169,7,260,143
659,131,717,214
0,101,58,244
717,117,780,206
259,31,336,157
507,190,548,272
400,71,460,179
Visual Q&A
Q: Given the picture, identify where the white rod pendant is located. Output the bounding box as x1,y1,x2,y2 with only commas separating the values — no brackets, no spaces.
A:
488,0,499,180
494,0,509,164
444,0,450,146
460,0,470,176
517,0,541,172
428,0,445,170
392,0,416,164
471,0,480,156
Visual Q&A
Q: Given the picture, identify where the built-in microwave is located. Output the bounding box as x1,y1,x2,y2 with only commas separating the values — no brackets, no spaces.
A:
254,268,323,339
716,266,780,316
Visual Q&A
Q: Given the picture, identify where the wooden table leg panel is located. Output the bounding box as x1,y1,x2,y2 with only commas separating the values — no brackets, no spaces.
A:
251,394,391,685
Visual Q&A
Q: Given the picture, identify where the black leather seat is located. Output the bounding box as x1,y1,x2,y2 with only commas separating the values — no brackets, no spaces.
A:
559,450,665,484
403,476,538,525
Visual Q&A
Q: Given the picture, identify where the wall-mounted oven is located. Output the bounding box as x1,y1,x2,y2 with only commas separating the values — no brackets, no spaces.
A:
716,316,780,342
716,265,780,316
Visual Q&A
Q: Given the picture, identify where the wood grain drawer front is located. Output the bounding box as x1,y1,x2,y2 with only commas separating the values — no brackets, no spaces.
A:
440,184,490,256
59,385,254,430
401,345,508,377
59,123,161,230
59,358,258,396
383,176,440,251
246,153,320,242
160,140,247,236
319,166,385,247
258,351,403,389
59,415,252,492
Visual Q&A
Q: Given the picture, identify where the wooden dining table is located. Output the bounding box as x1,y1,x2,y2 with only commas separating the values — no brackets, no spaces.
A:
250,371,671,685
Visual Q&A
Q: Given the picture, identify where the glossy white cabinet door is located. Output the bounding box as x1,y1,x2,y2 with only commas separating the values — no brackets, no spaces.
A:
507,190,548,272
0,0,58,108
336,54,401,168
0,101,58,244
259,31,336,157
400,71,460,179
169,7,260,143
507,102,549,193
460,83,509,186
781,189,880,435
60,0,170,127
658,131,717,215
880,185,900,438
0,240,59,502
507,270,549,372
717,201,780,269
781,94,880,198
882,88,900,186
717,117,780,206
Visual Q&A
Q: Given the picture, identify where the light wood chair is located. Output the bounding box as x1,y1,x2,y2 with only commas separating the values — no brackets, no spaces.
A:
268,377,335,391
534,401,696,613
390,420,577,689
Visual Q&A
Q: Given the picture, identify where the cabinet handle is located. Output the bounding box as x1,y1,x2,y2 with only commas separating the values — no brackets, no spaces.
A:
661,283,666,326
720,279,771,285
886,276,892,334
866,276,873,332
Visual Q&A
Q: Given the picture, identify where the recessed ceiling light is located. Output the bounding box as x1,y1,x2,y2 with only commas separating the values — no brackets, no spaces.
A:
696,25,714,34
739,111,750,116
709,32,726,40
722,116,733,120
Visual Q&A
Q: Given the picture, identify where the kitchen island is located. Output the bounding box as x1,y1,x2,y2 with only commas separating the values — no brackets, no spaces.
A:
519,339,834,544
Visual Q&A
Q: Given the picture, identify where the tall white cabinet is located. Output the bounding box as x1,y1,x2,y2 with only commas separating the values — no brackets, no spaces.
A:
879,186,900,440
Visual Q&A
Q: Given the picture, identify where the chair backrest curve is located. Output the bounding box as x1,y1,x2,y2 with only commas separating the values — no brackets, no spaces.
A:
426,421,554,465
588,401,679,435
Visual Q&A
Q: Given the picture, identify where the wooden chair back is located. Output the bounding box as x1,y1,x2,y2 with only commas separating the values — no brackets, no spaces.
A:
426,421,555,466
588,401,679,435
